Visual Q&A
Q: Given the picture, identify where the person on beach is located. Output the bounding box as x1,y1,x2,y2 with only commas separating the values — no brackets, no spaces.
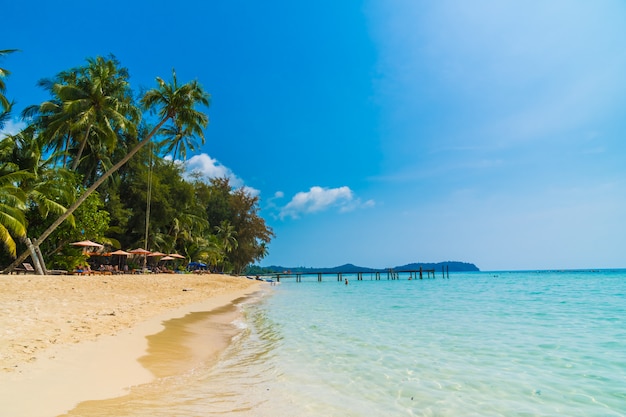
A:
345,278,349,285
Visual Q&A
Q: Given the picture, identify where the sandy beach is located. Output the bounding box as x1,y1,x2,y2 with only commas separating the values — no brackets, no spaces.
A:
0,273,261,417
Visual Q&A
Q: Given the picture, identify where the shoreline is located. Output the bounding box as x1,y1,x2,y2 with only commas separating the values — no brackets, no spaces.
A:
0,273,262,417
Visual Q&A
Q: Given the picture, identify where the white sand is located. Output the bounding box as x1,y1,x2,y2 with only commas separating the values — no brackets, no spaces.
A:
0,273,261,417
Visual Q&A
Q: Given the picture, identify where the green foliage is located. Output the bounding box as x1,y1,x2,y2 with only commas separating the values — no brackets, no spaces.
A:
1,55,274,274
0,170,29,256
29,185,111,270
0,49,18,113
193,177,274,274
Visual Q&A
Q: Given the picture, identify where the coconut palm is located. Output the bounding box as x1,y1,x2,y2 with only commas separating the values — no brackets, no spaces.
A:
3,69,210,274
0,102,13,130
215,219,238,254
0,129,16,167
6,125,50,175
49,57,138,172
0,170,29,257
0,49,18,112
2,128,73,250
64,56,138,171
157,120,205,160
23,56,139,174
205,234,226,271
157,211,210,254
22,71,78,168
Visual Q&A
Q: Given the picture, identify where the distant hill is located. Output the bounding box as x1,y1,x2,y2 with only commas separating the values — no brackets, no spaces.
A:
258,261,479,274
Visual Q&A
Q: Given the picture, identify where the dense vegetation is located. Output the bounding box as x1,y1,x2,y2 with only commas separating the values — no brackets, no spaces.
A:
0,51,273,274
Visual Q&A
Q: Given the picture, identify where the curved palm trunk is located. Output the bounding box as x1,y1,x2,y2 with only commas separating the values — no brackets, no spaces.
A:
2,117,169,274
71,124,92,171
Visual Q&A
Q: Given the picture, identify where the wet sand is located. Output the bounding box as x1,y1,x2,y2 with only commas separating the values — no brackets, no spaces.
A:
0,273,261,417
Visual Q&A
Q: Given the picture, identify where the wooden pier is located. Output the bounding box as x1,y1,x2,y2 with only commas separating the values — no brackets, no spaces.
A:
263,266,451,282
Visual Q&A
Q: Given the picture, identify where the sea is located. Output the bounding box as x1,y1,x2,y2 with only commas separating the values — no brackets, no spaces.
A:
63,270,625,417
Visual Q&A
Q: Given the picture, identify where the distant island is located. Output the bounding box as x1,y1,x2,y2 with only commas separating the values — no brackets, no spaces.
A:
248,261,479,274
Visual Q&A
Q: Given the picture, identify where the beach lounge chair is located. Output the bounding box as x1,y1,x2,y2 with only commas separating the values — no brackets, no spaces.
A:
72,265,94,276
13,263,35,274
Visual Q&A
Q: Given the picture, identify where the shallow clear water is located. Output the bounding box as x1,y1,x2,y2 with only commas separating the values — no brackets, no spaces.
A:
65,271,626,416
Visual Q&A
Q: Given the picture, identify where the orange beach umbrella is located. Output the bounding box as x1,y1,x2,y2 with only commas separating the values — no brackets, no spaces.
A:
129,248,151,255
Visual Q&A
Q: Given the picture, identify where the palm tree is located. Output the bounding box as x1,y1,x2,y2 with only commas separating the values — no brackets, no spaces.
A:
0,102,12,131
3,69,210,274
22,71,78,168
0,128,72,262
64,56,138,171
215,219,238,254
23,57,139,174
204,234,225,271
159,211,210,254
157,120,205,160
0,170,29,257
0,49,18,112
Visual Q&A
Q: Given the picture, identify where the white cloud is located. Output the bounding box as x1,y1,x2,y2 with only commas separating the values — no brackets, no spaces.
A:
242,185,260,197
182,153,259,196
186,153,235,181
0,119,26,137
279,186,374,219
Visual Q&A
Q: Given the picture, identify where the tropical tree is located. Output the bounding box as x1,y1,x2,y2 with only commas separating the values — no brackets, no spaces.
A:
0,49,18,112
31,190,111,272
204,234,226,270
0,133,17,173
0,126,69,262
0,170,29,257
157,120,205,160
5,126,71,216
195,177,273,274
0,102,12,131
24,56,139,177
227,187,274,274
215,219,238,254
64,56,139,172
22,72,76,168
182,234,220,266
3,69,210,274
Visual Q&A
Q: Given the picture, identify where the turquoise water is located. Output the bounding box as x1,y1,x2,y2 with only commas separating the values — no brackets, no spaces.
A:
70,271,626,416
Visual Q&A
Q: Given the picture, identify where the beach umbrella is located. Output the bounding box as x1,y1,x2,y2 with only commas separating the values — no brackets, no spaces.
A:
110,249,131,269
129,248,151,269
129,248,151,255
146,251,166,268
168,253,185,259
160,255,174,261
187,261,207,272
70,240,104,248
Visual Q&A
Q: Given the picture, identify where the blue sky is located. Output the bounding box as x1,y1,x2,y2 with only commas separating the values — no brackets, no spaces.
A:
4,0,626,271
